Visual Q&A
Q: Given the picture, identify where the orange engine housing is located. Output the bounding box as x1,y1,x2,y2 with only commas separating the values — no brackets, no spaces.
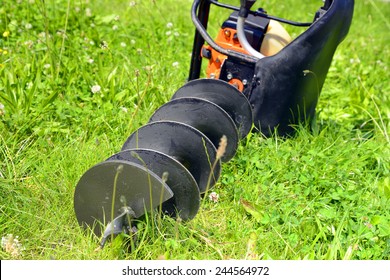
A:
202,27,249,91
201,18,291,92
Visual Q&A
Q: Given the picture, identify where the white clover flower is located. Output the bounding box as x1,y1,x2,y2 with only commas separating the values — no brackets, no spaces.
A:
166,22,173,29
166,31,172,36
120,42,127,48
91,85,101,94
25,23,32,30
129,1,136,7
112,25,118,31
90,23,95,28
114,15,120,21
1,234,24,258
172,61,179,68
120,106,128,113
130,39,136,45
24,40,34,48
75,7,81,13
209,192,219,203
87,58,94,64
376,60,387,70
56,30,67,39
43,64,51,69
100,41,109,49
349,57,361,64
85,8,92,17
174,31,180,37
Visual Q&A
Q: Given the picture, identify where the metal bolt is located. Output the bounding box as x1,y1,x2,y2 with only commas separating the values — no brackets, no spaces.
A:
242,79,248,86
227,73,233,80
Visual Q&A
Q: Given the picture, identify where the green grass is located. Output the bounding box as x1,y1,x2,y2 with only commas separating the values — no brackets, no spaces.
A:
0,0,389,260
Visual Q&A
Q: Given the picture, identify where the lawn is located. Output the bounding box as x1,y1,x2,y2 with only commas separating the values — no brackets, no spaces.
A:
0,0,389,260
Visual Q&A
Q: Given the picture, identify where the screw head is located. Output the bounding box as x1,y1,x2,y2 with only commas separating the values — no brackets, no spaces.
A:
227,73,233,80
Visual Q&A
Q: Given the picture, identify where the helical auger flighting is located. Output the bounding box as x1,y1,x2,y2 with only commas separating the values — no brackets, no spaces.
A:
74,79,253,247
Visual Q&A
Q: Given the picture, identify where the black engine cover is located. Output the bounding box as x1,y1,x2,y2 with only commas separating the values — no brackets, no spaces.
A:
248,0,354,136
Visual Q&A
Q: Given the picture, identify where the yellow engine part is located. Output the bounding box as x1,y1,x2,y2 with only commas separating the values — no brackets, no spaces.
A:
260,20,292,56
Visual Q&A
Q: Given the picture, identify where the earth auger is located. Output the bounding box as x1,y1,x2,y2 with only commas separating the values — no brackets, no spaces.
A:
74,0,354,247
74,78,252,247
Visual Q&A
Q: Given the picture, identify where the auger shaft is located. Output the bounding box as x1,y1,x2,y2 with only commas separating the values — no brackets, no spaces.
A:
74,79,253,241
